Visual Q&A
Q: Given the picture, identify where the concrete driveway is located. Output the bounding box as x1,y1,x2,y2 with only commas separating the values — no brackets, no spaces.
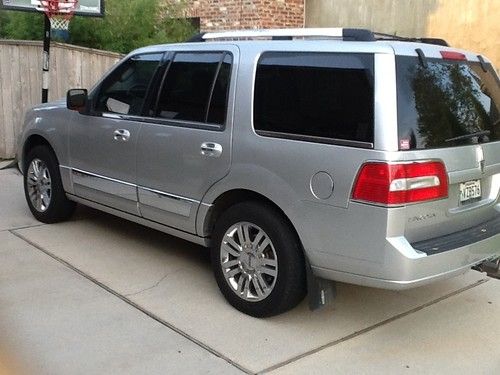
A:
1,167,499,374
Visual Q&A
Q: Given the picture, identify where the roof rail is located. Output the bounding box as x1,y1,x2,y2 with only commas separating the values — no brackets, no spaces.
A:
184,29,448,46
197,28,375,42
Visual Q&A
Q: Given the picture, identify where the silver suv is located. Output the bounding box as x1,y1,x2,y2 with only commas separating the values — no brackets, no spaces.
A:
17,28,500,317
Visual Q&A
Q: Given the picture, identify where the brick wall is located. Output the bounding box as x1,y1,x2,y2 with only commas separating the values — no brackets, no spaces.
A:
186,0,305,31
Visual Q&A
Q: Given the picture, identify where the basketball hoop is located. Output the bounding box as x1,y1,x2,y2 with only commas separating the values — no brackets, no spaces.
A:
36,0,78,30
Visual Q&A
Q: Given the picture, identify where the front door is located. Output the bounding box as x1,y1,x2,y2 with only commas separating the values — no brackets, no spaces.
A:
136,48,237,233
69,52,164,214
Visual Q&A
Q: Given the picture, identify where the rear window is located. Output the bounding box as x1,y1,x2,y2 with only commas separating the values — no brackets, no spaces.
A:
397,56,500,150
254,52,374,148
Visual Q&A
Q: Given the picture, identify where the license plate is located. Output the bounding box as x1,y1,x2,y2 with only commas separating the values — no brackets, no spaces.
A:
460,180,481,203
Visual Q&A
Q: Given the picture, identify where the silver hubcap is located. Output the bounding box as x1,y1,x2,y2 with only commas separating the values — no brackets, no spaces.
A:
220,222,278,302
27,159,52,212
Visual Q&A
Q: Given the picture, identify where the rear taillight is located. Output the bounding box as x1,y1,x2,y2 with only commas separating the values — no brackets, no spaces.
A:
352,161,448,205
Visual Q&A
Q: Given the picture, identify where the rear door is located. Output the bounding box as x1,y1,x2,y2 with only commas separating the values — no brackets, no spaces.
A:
136,47,237,234
395,51,500,242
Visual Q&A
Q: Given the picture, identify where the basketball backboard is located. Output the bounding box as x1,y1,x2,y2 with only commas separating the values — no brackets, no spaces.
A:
0,0,104,17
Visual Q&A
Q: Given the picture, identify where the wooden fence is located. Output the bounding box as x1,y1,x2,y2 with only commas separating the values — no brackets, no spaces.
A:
0,40,122,159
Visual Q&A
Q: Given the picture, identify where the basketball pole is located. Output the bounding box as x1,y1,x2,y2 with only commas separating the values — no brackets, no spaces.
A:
42,14,51,104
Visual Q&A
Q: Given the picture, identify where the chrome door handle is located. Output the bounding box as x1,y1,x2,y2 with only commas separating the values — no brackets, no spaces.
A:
113,129,130,142
200,142,223,157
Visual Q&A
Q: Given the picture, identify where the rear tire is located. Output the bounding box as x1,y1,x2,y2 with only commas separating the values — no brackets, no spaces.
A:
211,201,306,317
23,145,76,223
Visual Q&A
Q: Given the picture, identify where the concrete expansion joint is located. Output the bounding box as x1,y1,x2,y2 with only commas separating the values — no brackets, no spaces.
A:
2,223,46,233
257,277,490,374
7,229,253,375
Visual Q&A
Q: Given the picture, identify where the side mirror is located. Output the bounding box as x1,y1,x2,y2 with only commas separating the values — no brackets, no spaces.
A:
67,89,88,111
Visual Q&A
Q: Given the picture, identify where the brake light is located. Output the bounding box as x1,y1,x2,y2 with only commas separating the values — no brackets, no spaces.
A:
440,51,467,61
352,161,448,205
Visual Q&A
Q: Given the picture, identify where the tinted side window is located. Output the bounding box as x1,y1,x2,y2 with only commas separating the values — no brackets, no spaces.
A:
254,52,374,145
156,52,231,124
95,53,163,115
208,54,232,124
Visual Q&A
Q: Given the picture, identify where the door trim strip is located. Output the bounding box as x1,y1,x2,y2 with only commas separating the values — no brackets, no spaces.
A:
61,165,213,207
63,166,136,187
139,186,199,204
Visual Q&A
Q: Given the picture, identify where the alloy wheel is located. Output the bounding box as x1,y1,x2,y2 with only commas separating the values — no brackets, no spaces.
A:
26,158,52,212
220,222,278,302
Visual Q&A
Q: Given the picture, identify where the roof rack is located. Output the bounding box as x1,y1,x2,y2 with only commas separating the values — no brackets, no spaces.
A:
186,28,448,46
193,28,375,42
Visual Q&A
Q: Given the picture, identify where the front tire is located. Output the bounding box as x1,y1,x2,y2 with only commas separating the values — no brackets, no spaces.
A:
211,202,306,317
23,145,76,223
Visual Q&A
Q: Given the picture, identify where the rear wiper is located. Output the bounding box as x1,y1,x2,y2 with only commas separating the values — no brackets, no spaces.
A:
445,130,490,143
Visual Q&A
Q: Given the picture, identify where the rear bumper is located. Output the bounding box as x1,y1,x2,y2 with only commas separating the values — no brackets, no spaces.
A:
311,216,500,290
312,257,493,290
411,214,500,255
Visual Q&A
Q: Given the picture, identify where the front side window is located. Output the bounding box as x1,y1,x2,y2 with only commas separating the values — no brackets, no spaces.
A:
94,53,163,116
254,52,374,146
156,52,232,125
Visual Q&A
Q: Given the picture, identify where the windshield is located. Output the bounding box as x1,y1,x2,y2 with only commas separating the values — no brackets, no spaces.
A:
396,56,500,150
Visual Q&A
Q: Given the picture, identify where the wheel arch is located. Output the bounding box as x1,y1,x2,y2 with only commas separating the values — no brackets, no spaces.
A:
202,189,303,250
22,134,58,171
